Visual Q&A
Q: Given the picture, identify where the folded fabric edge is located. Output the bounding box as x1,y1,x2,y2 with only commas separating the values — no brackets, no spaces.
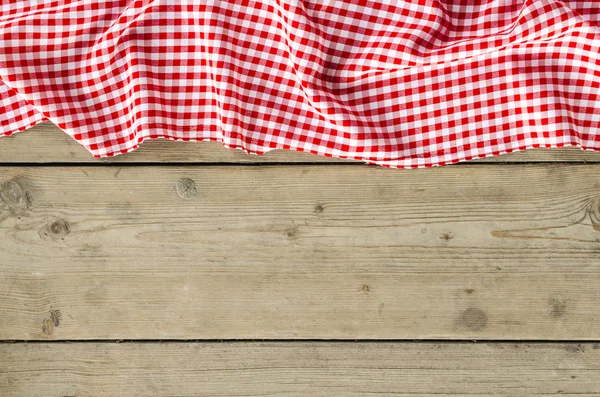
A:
80,129,600,168
1,116,46,138
0,82,47,139
2,119,600,168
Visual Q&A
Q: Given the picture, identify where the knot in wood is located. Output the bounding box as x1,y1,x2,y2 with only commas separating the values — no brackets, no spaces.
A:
39,219,70,240
176,178,198,199
1,180,27,208
50,219,70,236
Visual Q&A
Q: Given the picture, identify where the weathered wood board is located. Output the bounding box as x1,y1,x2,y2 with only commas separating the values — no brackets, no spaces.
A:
1,342,599,396
2,122,600,163
1,165,599,340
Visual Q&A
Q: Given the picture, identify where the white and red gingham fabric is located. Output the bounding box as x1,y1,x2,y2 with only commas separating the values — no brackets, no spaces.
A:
1,1,599,168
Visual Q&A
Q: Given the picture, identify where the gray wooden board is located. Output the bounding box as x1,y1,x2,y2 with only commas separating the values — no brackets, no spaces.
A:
1,342,599,396
1,165,599,340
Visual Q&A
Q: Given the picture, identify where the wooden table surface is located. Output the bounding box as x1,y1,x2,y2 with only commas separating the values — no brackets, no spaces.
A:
1,122,600,396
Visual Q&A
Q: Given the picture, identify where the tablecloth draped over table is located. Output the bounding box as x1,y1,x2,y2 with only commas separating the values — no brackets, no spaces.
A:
1,1,599,168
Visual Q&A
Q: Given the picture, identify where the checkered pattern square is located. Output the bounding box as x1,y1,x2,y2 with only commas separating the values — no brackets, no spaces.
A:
1,0,599,168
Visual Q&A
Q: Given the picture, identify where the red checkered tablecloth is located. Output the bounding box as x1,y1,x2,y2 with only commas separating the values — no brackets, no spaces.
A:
1,1,599,168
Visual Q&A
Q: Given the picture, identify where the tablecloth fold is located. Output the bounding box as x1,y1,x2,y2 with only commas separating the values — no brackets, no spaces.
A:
1,0,599,167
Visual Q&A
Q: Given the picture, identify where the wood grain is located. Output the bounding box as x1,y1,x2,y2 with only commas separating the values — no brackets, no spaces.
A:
2,122,600,163
1,342,599,396
1,165,600,340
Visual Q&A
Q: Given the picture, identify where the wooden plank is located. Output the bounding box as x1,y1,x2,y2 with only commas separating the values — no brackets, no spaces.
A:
2,122,600,163
1,165,600,340
1,342,599,396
